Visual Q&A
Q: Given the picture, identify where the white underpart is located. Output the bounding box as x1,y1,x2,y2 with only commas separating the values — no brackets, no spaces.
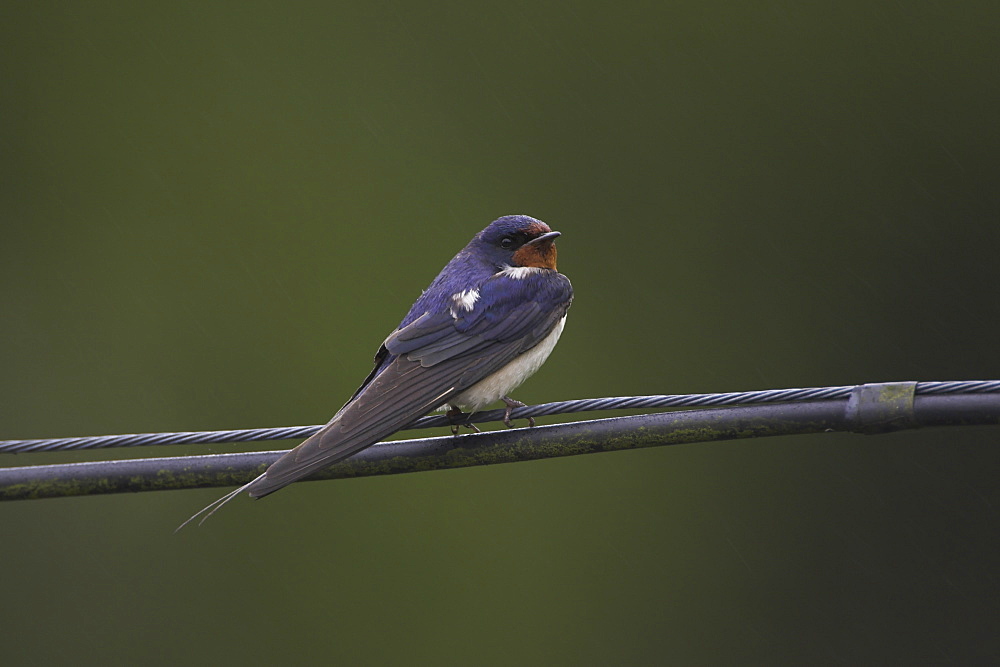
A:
441,314,567,413
449,288,480,318
500,265,544,280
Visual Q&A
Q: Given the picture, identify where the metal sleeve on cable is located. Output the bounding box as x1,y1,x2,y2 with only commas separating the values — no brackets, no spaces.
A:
846,382,918,434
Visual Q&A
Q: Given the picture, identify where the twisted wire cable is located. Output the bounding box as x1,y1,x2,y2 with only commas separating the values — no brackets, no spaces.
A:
3,380,998,455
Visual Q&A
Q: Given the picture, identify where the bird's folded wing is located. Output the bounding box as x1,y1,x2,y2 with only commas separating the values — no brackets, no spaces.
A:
247,270,572,498
386,270,572,364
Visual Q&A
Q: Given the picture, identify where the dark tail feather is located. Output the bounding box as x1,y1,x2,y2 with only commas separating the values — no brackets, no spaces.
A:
245,384,455,499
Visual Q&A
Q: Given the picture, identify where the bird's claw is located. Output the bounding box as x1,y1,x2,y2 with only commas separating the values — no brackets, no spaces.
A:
501,396,534,428
446,407,480,435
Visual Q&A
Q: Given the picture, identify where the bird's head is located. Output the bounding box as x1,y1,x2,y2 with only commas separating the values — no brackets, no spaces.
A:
474,215,560,271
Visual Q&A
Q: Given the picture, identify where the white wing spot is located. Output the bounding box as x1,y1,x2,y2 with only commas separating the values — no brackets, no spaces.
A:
449,288,480,318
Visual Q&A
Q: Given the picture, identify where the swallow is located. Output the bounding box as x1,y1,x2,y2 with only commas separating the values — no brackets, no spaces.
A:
181,215,572,526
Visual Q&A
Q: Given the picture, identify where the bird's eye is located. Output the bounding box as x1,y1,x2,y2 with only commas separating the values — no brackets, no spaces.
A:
500,237,515,250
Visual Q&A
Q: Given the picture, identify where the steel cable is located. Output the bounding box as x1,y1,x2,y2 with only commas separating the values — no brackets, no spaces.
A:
2,380,999,454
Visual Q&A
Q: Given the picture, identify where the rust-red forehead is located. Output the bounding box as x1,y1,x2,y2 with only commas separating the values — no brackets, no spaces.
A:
523,221,552,236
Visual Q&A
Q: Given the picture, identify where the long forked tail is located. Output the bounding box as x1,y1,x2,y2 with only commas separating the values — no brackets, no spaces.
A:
174,353,471,526
174,473,264,532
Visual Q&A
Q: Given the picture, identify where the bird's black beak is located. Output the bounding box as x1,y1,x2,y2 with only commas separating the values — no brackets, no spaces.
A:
527,231,561,245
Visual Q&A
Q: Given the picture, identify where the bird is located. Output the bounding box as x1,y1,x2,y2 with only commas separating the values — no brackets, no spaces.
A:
179,214,573,527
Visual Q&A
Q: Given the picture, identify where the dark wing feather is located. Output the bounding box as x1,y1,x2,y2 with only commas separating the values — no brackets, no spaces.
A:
247,270,572,498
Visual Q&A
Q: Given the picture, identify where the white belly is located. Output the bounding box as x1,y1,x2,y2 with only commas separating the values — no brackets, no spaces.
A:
443,315,566,412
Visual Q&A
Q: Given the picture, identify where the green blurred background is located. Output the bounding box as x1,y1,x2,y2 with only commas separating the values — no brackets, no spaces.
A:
2,2,999,664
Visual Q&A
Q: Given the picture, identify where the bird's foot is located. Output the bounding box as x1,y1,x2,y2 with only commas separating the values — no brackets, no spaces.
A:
446,407,480,435
501,396,534,428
